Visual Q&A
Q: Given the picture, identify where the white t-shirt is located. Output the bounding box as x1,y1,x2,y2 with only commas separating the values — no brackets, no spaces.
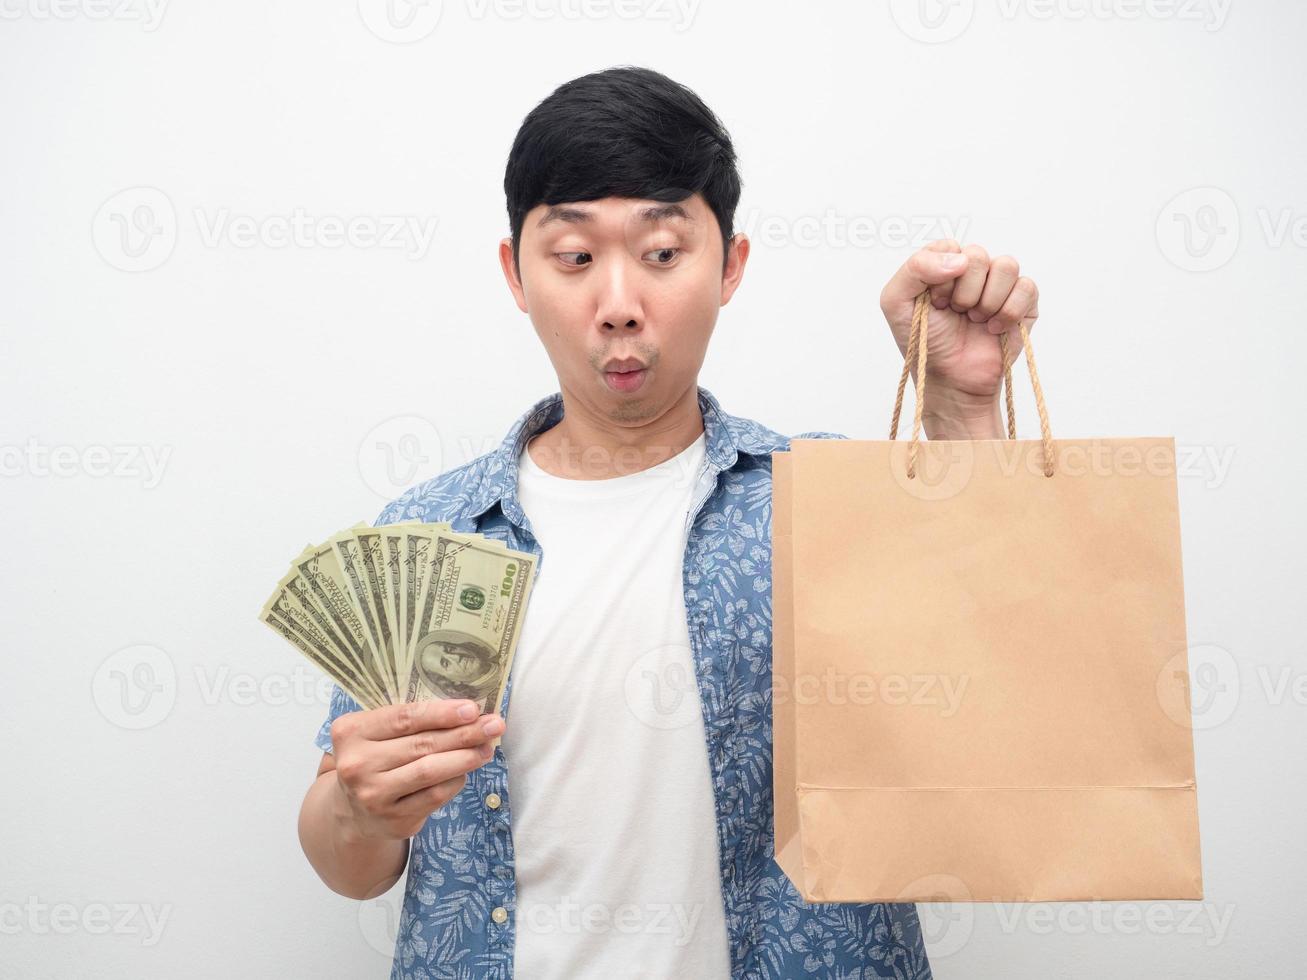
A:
502,429,731,980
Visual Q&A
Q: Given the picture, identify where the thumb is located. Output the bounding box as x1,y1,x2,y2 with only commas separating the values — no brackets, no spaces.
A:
879,247,969,314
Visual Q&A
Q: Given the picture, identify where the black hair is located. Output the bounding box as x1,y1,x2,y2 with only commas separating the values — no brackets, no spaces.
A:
503,65,742,275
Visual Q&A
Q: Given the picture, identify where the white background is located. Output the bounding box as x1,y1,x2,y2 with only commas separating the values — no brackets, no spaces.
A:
2,1,1303,977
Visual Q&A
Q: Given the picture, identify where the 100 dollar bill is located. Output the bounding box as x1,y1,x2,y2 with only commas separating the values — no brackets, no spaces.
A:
259,521,535,729
403,529,535,722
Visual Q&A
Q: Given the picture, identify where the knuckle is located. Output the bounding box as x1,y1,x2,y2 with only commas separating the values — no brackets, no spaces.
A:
1003,282,1036,319
991,255,1019,277
962,243,989,264
413,733,437,758
335,755,363,785
329,715,355,744
391,702,415,735
413,756,438,784
930,237,961,252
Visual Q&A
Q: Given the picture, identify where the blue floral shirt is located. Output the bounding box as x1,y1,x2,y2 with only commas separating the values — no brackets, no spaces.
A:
315,386,933,980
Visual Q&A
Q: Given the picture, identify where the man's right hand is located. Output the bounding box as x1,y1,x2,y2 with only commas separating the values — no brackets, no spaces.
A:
328,699,505,843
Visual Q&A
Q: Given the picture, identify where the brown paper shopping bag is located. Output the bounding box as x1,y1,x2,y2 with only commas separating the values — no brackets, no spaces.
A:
773,291,1203,903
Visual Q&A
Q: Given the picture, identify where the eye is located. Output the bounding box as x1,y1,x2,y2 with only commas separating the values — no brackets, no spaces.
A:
556,251,592,267
644,247,680,265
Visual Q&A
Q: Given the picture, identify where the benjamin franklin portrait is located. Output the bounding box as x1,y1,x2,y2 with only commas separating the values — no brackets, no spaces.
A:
413,629,504,711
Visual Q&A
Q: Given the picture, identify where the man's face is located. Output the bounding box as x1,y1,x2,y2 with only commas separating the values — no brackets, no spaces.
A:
500,193,749,425
421,642,483,683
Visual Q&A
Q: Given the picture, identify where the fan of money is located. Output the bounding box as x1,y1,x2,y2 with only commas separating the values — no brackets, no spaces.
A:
259,521,537,720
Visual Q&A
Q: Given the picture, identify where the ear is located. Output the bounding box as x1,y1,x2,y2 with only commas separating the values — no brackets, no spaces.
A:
720,233,750,307
499,237,528,313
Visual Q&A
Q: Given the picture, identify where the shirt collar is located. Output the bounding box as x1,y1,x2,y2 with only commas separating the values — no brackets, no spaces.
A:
466,385,778,526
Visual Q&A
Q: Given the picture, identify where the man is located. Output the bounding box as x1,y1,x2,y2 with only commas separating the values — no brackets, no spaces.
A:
298,65,1040,979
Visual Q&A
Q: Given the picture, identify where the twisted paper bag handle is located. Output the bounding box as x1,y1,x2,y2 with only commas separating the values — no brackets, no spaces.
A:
889,289,1054,478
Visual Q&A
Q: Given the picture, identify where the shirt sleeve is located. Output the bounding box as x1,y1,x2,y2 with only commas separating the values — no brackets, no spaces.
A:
314,683,364,755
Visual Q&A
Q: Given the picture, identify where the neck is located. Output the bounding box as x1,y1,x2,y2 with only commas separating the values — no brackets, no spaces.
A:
526,382,705,480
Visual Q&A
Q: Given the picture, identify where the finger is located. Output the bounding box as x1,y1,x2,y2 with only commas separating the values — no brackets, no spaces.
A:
968,255,1020,323
924,239,964,310
371,715,504,772
392,773,468,821
353,698,482,742
988,276,1039,335
879,242,969,314
379,747,494,802
948,244,990,313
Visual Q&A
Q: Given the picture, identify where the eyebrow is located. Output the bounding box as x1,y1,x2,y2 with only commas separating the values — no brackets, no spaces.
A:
536,202,695,228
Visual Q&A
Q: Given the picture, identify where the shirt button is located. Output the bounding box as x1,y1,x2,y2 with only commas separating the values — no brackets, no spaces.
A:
485,792,502,810
491,906,509,925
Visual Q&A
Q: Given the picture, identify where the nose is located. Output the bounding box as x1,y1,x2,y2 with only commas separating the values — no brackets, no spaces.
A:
594,256,643,333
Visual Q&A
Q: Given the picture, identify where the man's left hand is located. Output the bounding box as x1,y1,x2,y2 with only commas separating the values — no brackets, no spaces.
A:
879,239,1040,440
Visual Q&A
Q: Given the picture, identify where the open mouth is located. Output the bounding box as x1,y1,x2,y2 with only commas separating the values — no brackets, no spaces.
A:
603,366,648,393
